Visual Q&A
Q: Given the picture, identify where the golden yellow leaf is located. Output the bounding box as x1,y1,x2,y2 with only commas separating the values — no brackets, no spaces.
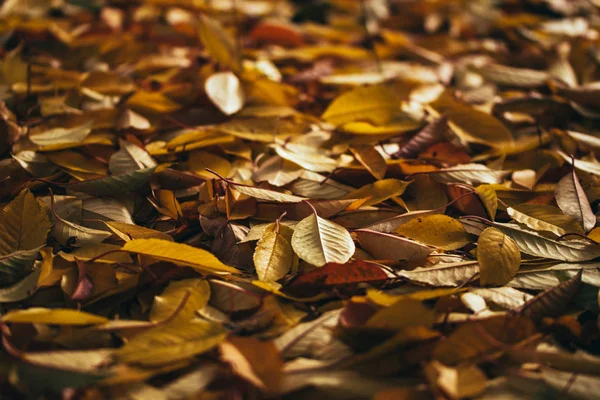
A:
2,308,108,325
198,14,242,73
477,227,521,286
149,279,211,323
0,189,51,256
126,90,182,114
254,224,296,281
430,92,514,148
46,150,108,176
104,221,173,242
189,150,231,179
122,239,239,274
116,319,228,367
396,215,471,250
507,204,583,236
345,179,411,208
366,298,435,330
475,185,498,220
322,85,401,127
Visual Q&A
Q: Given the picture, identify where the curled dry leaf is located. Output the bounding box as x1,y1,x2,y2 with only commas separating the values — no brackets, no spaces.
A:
3,1,600,398
555,169,596,232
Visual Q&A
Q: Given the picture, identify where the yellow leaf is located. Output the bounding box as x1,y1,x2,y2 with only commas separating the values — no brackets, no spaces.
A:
322,85,401,126
345,179,411,208
213,117,308,143
155,190,182,220
430,91,514,148
189,150,231,179
475,185,498,220
104,221,173,242
122,239,239,274
0,189,51,256
477,227,521,286
126,90,182,114
81,70,136,96
507,204,583,236
198,14,242,73
366,298,435,330
46,150,108,176
2,308,108,325
341,115,422,135
254,224,297,281
291,213,355,267
205,71,245,115
149,279,210,323
245,77,298,107
395,214,471,250
116,318,228,367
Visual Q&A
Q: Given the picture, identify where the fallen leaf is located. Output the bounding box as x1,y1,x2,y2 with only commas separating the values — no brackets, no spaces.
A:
205,71,245,115
122,239,239,274
291,211,355,267
555,169,596,232
322,85,401,126
396,214,471,250
477,227,521,286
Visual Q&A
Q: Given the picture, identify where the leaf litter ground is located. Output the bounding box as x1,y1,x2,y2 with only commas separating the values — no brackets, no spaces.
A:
0,0,600,399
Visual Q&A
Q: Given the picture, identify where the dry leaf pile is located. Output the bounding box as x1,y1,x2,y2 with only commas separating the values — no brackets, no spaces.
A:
2,0,600,398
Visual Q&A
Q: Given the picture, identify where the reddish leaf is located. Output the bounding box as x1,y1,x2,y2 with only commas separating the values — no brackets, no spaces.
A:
285,260,387,297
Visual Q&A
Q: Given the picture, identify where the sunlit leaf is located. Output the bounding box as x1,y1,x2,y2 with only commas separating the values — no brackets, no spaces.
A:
122,239,239,274
291,212,355,267
322,85,401,126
